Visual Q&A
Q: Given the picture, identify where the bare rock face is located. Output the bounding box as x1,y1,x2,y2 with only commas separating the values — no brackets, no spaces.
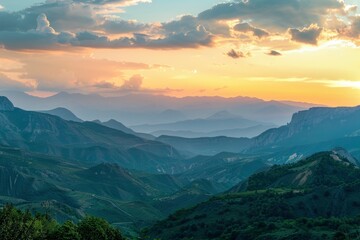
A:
0,96,14,111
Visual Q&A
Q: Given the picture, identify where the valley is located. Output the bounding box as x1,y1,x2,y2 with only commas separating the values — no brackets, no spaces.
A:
1,95,360,239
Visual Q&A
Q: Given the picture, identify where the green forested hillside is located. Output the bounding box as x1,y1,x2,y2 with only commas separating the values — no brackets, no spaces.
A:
0,144,226,236
0,107,181,173
144,151,360,240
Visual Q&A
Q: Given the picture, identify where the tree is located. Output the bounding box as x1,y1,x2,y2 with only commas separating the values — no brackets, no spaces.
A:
49,220,81,240
78,216,124,240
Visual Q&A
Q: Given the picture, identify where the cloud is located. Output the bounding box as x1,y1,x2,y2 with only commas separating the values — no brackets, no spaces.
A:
266,50,282,56
100,19,148,33
316,80,360,89
289,24,323,45
162,15,230,37
234,22,269,38
72,0,150,6
71,26,213,49
226,49,250,59
13,53,150,92
24,2,97,32
93,74,183,95
0,10,214,51
347,17,360,38
0,0,357,52
36,13,56,34
120,74,143,91
198,0,345,31
0,5,4,10
0,73,33,91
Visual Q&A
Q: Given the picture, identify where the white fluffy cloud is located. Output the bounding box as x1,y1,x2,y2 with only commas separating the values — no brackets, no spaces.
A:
36,13,56,34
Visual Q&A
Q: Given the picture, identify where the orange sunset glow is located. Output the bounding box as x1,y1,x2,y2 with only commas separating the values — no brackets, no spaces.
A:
0,0,359,106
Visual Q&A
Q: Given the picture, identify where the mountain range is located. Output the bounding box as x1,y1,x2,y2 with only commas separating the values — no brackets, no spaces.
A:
0,101,181,174
0,91,320,126
2,95,360,238
132,110,276,138
40,107,84,122
0,144,226,234
158,105,360,162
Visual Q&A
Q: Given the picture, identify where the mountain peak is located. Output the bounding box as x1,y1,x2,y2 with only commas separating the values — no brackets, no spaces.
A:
41,107,83,122
0,96,14,111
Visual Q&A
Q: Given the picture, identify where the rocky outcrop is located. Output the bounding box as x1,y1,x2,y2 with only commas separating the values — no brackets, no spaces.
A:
252,106,360,147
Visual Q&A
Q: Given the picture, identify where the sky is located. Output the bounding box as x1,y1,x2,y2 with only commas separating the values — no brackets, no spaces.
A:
0,0,359,106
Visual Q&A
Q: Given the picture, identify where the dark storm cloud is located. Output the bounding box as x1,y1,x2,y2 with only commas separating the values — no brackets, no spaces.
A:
289,25,323,45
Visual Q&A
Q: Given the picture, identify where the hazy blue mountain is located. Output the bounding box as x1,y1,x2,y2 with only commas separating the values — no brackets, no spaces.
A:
156,109,188,123
151,124,276,138
156,135,251,156
0,91,319,126
242,105,360,163
131,111,274,137
145,150,360,239
40,107,84,122
40,107,154,139
0,97,182,173
252,106,360,148
98,119,155,140
206,110,240,120
158,105,360,161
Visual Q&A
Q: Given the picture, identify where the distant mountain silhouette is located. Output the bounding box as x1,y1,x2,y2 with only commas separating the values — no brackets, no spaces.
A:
0,91,321,126
40,107,84,122
132,111,274,137
97,119,155,140
158,105,360,161
151,125,275,138
206,110,239,120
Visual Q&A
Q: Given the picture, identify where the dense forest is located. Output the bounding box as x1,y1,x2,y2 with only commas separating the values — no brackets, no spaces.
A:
0,205,124,240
